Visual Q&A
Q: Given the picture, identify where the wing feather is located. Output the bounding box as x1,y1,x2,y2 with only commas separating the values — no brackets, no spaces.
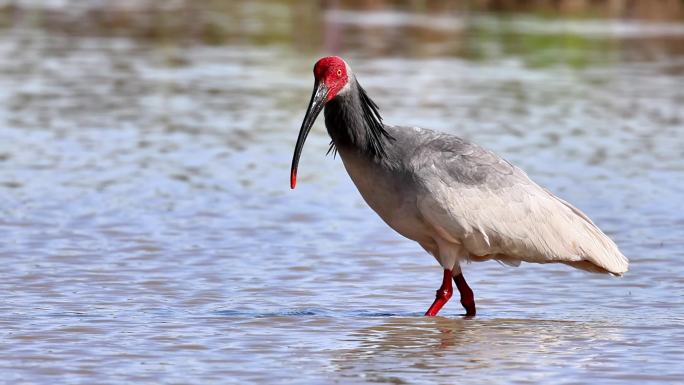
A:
409,131,628,275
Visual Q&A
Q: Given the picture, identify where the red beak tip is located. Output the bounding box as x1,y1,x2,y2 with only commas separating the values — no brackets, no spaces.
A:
290,172,297,189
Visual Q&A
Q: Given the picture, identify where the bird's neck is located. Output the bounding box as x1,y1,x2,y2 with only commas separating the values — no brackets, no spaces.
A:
323,79,393,159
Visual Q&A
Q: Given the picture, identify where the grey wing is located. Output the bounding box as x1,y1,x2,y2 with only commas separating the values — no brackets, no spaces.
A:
410,132,628,275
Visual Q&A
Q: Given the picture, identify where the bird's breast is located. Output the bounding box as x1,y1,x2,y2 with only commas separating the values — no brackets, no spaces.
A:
337,148,431,243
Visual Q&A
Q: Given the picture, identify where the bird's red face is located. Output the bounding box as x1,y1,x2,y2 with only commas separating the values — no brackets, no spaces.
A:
290,56,351,189
313,56,349,101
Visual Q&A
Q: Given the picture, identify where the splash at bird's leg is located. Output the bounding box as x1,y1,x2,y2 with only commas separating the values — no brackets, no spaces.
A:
425,269,453,316
454,273,476,317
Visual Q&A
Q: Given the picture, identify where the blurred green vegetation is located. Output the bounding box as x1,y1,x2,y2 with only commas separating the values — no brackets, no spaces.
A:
0,0,681,68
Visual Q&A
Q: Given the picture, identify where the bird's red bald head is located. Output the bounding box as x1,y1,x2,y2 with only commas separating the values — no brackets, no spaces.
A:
313,56,349,101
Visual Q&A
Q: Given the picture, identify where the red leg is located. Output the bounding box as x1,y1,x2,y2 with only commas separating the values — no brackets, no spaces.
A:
454,273,476,316
425,269,453,316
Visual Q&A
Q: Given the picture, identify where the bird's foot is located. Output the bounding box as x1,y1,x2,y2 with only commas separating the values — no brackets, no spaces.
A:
425,289,453,316
461,300,476,317
454,273,476,317
425,269,453,316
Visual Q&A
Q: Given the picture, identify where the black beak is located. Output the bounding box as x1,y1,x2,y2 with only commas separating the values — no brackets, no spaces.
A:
290,80,328,189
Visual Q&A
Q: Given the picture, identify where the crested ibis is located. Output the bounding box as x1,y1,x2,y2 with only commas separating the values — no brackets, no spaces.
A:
290,56,628,317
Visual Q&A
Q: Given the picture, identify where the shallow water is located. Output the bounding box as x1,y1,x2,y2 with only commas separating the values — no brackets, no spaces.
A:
1,2,683,384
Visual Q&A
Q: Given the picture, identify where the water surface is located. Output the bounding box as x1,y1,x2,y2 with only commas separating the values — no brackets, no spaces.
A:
0,2,683,384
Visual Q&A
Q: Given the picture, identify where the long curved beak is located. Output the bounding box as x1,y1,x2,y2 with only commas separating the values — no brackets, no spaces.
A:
290,80,328,189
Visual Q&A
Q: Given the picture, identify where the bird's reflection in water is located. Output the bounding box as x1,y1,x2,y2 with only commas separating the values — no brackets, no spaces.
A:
331,316,626,383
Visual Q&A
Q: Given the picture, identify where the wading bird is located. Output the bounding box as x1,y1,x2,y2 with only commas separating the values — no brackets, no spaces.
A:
290,56,628,317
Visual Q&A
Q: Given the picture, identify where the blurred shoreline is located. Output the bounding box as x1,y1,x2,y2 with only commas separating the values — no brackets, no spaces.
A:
0,0,682,66
1,1,682,42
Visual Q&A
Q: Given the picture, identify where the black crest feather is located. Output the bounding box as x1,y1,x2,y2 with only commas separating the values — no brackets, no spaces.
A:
357,83,394,158
326,79,395,158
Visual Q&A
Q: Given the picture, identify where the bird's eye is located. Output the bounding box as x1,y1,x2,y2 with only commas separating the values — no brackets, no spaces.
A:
336,69,342,77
